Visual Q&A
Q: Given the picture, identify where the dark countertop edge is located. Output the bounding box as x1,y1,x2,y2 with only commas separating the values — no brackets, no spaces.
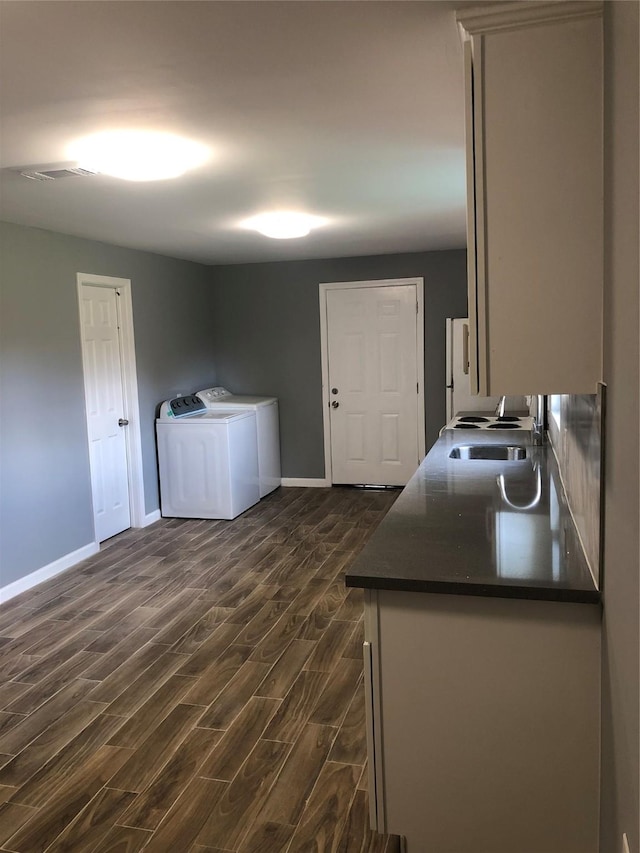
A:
344,427,601,606
345,574,602,605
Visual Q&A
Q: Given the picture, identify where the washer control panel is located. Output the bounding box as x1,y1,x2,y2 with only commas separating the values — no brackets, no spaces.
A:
163,395,207,418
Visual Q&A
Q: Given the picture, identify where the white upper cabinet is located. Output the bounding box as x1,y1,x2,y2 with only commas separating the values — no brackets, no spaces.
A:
457,1,603,395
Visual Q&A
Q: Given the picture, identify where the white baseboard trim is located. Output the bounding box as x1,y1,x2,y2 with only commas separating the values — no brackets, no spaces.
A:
0,541,100,604
141,510,161,527
281,478,331,488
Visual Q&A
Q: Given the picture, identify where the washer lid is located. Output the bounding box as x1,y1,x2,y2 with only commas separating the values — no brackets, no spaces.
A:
196,388,277,409
157,405,255,423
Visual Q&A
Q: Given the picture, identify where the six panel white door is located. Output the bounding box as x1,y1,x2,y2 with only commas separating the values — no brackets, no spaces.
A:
80,285,131,541
327,285,420,486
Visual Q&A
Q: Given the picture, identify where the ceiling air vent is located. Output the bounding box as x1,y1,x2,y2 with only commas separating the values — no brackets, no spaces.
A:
19,166,100,181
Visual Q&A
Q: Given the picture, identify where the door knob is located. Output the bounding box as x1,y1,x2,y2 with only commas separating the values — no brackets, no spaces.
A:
118,418,129,427
331,401,339,409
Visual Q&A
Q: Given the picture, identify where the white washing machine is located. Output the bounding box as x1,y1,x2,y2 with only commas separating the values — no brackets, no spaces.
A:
196,387,281,497
156,394,260,520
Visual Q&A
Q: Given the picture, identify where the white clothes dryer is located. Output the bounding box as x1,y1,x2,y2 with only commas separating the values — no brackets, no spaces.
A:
196,387,281,497
156,394,259,520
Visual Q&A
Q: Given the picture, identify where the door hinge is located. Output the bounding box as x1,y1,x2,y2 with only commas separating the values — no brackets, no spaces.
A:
416,382,419,393
416,302,419,314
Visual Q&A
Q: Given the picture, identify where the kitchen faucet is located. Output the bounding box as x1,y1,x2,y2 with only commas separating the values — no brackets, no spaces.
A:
495,394,545,444
532,394,545,446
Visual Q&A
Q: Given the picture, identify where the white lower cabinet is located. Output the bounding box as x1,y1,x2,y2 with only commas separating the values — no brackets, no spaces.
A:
363,589,601,853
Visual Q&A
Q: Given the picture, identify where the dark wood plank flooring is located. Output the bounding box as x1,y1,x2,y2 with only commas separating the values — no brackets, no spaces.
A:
0,486,401,852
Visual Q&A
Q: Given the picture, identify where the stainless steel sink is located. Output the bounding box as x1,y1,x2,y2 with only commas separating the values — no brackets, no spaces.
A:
449,444,528,461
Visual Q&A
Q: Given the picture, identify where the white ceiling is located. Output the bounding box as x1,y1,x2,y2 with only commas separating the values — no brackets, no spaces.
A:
0,1,469,265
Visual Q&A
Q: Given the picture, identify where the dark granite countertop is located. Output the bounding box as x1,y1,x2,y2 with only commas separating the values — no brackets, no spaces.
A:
346,429,600,604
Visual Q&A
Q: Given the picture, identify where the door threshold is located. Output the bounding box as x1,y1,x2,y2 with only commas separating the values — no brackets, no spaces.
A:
341,484,404,491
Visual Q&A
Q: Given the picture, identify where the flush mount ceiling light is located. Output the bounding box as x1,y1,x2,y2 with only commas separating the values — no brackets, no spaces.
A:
67,130,210,181
241,211,327,239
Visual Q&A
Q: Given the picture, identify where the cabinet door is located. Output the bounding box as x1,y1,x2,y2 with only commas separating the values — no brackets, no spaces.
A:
363,641,379,830
375,590,600,853
463,40,483,397
463,7,603,395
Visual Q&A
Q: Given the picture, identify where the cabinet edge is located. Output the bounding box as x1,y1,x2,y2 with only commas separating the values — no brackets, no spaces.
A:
364,589,387,834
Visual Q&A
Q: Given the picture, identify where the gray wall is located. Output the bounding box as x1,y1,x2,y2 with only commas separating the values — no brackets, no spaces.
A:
0,221,215,588
208,250,468,478
0,227,466,589
600,2,639,850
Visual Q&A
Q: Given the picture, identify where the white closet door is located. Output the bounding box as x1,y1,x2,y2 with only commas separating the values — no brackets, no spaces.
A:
80,284,130,541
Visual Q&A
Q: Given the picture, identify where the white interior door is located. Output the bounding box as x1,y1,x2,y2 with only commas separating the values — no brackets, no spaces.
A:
326,284,420,486
80,284,131,541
